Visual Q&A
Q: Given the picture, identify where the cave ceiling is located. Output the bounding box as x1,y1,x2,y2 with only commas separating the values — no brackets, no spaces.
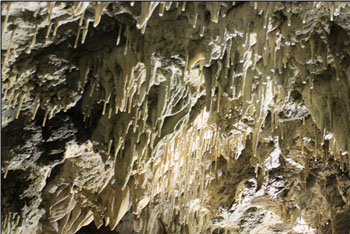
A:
1,2,350,234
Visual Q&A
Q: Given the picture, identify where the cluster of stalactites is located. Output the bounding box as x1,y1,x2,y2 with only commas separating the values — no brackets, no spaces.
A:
43,111,224,234
1,212,24,234
129,111,222,233
1,2,110,125
77,39,194,188
1,0,349,184
2,2,350,233
2,2,349,151
128,105,306,233
1,1,191,125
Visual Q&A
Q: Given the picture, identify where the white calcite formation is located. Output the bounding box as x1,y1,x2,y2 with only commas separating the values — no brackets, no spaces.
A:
1,2,350,234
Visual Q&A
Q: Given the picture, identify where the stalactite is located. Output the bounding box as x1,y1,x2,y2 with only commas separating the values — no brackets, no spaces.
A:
29,23,39,49
310,37,316,64
78,8,85,27
115,24,122,47
107,139,113,155
11,91,20,109
329,2,335,22
48,105,57,120
3,164,9,179
52,21,61,37
124,26,130,56
15,93,25,119
108,102,113,119
4,29,15,64
1,2,11,36
200,25,205,37
181,2,186,12
94,2,108,28
206,2,221,23
45,22,53,39
73,2,89,16
136,2,159,34
165,1,172,11
81,19,90,44
46,2,55,25
74,24,81,49
42,109,49,127
158,2,165,16
217,87,221,113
